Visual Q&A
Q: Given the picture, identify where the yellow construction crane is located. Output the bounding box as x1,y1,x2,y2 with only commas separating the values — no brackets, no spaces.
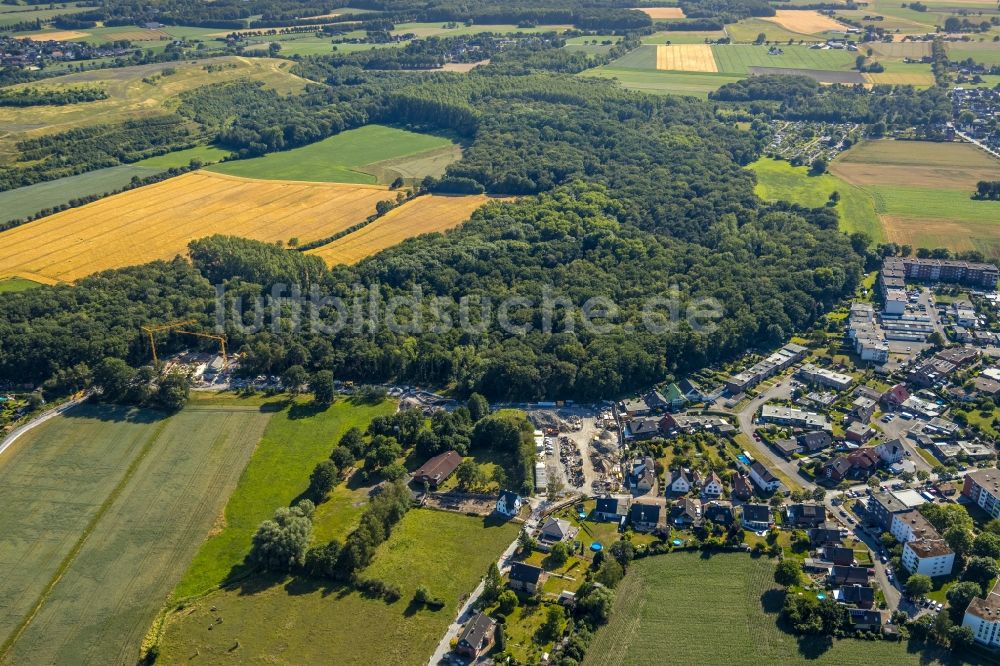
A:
142,320,228,367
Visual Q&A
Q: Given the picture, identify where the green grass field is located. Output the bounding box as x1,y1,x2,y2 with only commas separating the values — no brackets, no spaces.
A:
133,144,231,169
207,124,459,184
641,30,727,44
172,394,395,599
584,552,974,666
749,157,884,242
0,277,41,292
0,3,87,28
580,67,742,97
711,44,857,74
947,44,1000,67
0,164,163,223
158,509,520,665
725,18,829,43
0,402,271,665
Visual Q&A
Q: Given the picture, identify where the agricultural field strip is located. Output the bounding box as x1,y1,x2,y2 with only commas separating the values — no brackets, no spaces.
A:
655,44,719,72
3,408,271,665
308,194,491,265
0,173,394,281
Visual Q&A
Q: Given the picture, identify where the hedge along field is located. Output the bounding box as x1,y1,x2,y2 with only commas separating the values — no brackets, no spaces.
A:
308,194,495,266
583,552,971,666
0,402,272,665
172,395,396,600
0,171,396,283
206,124,459,184
158,509,520,665
749,157,883,242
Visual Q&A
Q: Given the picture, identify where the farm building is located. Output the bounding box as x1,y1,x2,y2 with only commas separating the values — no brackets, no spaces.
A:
412,450,462,489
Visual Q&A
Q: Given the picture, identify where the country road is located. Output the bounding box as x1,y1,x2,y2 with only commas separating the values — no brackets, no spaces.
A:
0,395,87,459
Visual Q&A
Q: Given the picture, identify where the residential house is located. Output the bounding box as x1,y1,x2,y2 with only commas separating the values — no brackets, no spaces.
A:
809,526,844,547
678,378,705,402
667,468,695,495
877,439,905,465
851,396,877,424
823,546,856,566
848,609,883,632
785,503,826,528
670,498,702,527
846,447,882,478
759,404,831,431
797,363,854,391
701,471,724,499
731,474,753,500
508,562,547,593
963,468,1000,520
538,517,578,545
962,580,1000,647
835,585,875,609
621,397,650,417
821,456,853,483
662,383,688,411
412,450,462,489
799,430,832,453
594,496,627,522
495,490,522,519
704,502,734,526
627,417,662,441
974,376,1000,397
630,502,661,533
749,461,781,493
881,383,910,408
629,457,656,494
902,538,955,577
455,612,497,659
846,421,874,443
774,438,803,459
741,503,772,531
828,565,870,586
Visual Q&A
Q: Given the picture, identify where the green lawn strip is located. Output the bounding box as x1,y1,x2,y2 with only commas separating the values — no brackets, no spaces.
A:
0,414,169,661
711,44,857,75
0,277,41,293
580,67,743,97
158,510,519,665
206,124,456,183
171,396,395,599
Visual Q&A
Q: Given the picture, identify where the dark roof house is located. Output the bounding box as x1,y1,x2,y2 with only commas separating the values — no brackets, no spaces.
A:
412,450,462,489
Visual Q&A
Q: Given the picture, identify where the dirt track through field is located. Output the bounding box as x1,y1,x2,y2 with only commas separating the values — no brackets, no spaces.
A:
0,171,395,283
655,44,718,72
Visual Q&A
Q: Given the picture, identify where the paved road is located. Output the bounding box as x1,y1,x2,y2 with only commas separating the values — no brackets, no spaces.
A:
0,395,87,459
426,499,545,666
728,379,816,491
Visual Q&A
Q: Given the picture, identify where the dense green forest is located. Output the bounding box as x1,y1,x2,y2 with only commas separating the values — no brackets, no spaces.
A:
0,44,866,401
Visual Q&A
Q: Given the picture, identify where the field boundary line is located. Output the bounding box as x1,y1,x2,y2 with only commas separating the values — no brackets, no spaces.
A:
0,415,170,660
200,169,391,189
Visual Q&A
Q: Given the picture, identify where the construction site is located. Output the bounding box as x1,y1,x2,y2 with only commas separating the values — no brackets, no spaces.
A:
528,405,622,496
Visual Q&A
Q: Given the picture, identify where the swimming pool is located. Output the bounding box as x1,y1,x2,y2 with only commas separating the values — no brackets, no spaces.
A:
737,453,751,465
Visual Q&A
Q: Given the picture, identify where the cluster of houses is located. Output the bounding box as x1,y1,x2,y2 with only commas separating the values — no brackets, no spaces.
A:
952,86,1000,154
862,488,957,577
724,343,808,395
0,35,133,68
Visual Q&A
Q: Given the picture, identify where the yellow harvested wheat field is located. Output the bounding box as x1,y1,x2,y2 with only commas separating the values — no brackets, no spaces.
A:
635,7,686,19
761,10,846,34
15,30,90,41
863,71,936,86
0,171,395,283
308,194,492,265
655,44,718,72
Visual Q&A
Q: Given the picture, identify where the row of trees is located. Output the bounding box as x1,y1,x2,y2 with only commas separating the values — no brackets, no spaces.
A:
0,86,107,107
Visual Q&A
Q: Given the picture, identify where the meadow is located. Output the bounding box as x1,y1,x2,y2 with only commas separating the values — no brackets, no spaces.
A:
724,18,829,43
0,3,87,28
710,44,857,74
830,140,1000,255
0,57,305,159
0,163,163,223
308,194,494,265
207,124,459,184
158,509,520,665
0,402,272,665
0,171,396,283
749,157,883,242
947,42,1000,67
583,552,972,666
133,144,231,169
172,394,396,599
0,277,39,293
